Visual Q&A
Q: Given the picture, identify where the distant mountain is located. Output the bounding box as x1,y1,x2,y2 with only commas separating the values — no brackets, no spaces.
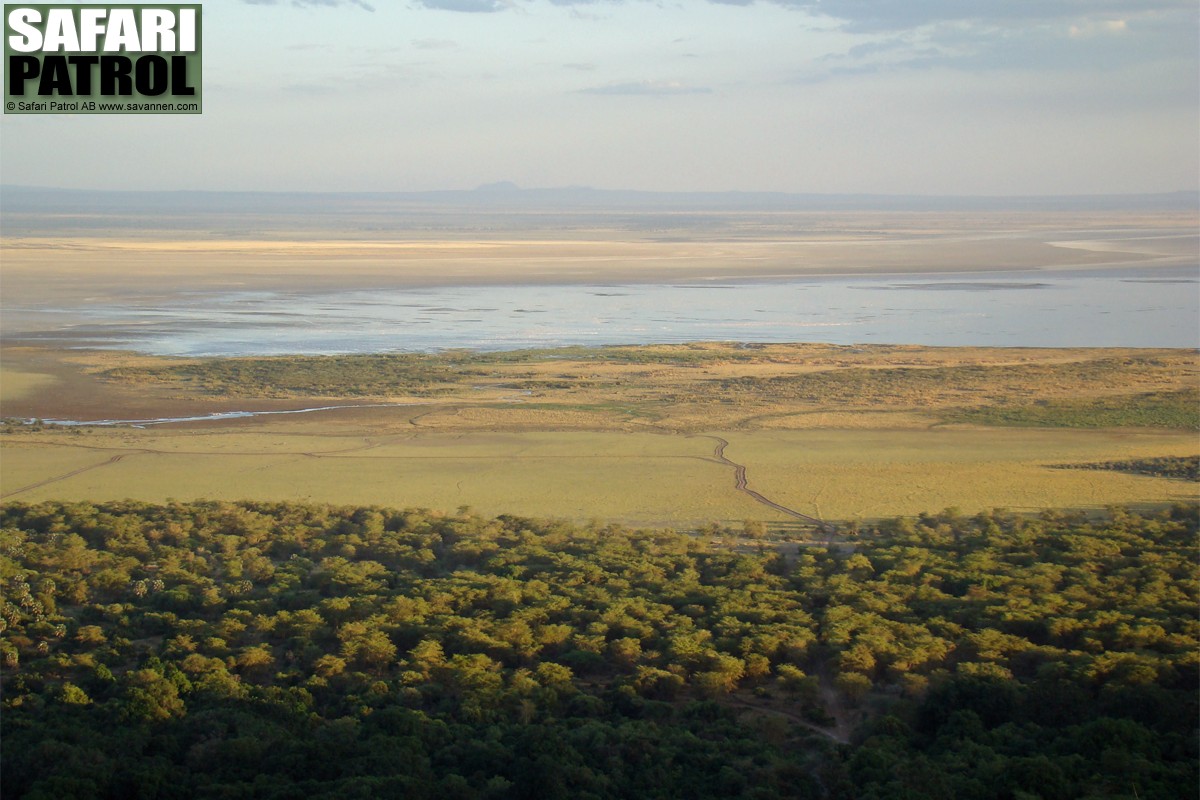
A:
474,181,522,192
1,184,1196,234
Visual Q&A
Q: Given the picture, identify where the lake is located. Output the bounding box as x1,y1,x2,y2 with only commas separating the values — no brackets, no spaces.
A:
14,265,1199,356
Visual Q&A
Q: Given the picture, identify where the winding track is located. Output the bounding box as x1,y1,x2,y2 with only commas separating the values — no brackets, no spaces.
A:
699,435,834,532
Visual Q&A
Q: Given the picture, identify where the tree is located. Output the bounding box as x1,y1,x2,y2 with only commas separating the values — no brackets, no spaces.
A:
835,672,872,705
742,520,767,540
121,669,186,721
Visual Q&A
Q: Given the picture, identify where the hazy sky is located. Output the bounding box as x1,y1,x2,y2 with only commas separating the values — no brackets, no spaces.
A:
1,0,1197,194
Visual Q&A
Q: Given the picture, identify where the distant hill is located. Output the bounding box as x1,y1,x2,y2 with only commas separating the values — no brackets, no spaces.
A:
2,184,1195,237
3,184,1197,215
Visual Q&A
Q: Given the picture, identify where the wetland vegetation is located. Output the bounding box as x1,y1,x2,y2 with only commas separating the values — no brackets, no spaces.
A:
95,344,1200,431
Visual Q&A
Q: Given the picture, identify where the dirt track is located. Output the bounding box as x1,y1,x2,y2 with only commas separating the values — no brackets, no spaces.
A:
1,450,151,498
700,435,834,531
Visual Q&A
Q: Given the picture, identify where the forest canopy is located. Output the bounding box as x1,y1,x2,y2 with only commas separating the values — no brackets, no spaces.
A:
1,500,1196,799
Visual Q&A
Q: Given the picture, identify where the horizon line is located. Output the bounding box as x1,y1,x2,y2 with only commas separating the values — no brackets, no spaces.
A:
4,184,1198,200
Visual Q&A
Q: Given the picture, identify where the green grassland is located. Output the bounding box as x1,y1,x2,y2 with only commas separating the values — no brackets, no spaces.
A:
944,387,1200,429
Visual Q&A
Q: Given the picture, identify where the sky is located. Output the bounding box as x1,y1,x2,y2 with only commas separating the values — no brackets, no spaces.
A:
1,0,1197,195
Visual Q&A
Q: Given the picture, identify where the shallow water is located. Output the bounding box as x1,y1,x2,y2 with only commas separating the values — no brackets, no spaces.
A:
15,266,1199,355
33,403,425,427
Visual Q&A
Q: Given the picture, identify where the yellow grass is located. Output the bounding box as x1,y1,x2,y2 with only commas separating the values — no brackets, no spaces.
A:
729,429,1199,520
0,430,755,524
0,441,126,495
3,425,1195,525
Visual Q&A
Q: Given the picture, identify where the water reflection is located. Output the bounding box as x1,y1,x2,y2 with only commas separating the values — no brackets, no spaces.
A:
16,266,1199,356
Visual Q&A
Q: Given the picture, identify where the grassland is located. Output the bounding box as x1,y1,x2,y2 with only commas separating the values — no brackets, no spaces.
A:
719,428,1197,521
2,425,1194,523
943,387,1199,429
0,430,746,524
1,343,1196,525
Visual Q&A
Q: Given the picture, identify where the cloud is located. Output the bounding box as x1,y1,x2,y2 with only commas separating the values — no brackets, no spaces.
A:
243,0,1195,93
579,80,712,95
242,0,1193,29
1068,19,1129,38
412,38,458,49
762,0,1190,33
243,0,375,9
281,82,340,94
799,0,1195,83
832,39,912,60
414,0,508,11
380,0,1195,26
